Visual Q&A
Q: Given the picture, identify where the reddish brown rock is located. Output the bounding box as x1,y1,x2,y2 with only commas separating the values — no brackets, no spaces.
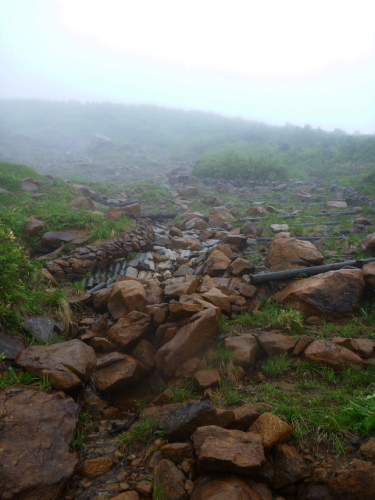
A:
224,334,259,367
327,200,347,209
201,249,231,277
363,262,375,287
363,233,375,253
108,280,147,320
0,387,79,500
153,459,188,500
185,217,208,230
92,352,150,392
194,369,221,389
80,457,114,477
41,229,90,248
274,268,365,317
164,276,200,298
132,339,157,368
161,442,195,463
16,340,97,392
110,492,140,500
191,474,266,500
248,412,293,451
209,206,234,228
108,311,151,351
266,233,324,272
201,287,231,314
303,340,364,370
155,308,219,377
328,460,375,500
192,425,265,474
230,403,273,431
258,331,299,356
273,443,311,489
360,437,375,461
167,237,203,251
145,280,164,305
169,301,204,321
332,337,374,358
92,287,112,310
241,220,258,237
227,257,254,276
123,202,141,218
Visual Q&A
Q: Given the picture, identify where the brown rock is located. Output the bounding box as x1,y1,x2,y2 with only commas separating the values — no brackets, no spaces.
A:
108,311,151,351
363,262,375,287
191,474,264,500
241,220,258,237
145,280,164,305
89,337,116,353
24,216,48,238
164,276,200,298
192,425,265,474
123,203,141,218
155,308,219,377
224,334,259,367
258,331,299,356
92,287,112,310
132,339,156,368
161,442,194,463
273,443,311,489
108,280,147,320
274,268,365,318
92,353,150,392
200,249,231,277
153,459,187,500
42,229,90,248
248,412,293,451
266,233,324,272
169,301,204,321
360,437,375,461
16,340,97,392
135,479,153,497
228,258,255,276
230,403,273,430
71,197,96,210
194,369,221,389
81,457,114,477
303,340,364,370
201,287,231,314
167,237,203,251
328,460,375,500
0,387,79,500
185,217,208,230
209,206,234,228
327,200,348,209
110,492,140,500
332,337,374,358
363,233,375,253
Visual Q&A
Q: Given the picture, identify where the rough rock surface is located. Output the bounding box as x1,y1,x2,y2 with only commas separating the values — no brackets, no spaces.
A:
274,268,365,317
248,412,293,451
190,474,267,500
266,233,324,272
224,334,259,367
16,339,97,391
108,280,147,320
108,311,151,350
0,387,79,500
303,340,364,370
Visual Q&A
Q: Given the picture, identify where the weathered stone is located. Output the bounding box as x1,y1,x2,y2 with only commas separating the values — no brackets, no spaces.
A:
194,369,221,389
258,331,299,356
224,334,259,367
209,207,234,228
363,233,375,253
201,287,231,314
110,493,140,500
303,340,364,370
327,200,347,209
229,403,273,431
161,442,195,463
153,459,187,500
42,229,90,248
123,203,141,218
23,316,63,344
274,268,365,318
169,301,204,321
155,308,219,377
228,258,254,276
108,280,147,320
92,353,150,393
164,276,200,298
21,178,39,192
360,437,375,462
363,262,375,287
0,387,79,500
108,311,151,351
80,457,114,477
328,460,375,500
191,474,265,500
0,330,25,360
167,237,203,251
185,217,208,230
273,443,311,489
248,412,293,451
200,249,231,277
192,425,265,474
332,337,374,358
135,480,153,497
89,337,116,353
271,224,289,232
92,287,112,310
241,220,258,237
132,339,157,368
71,197,96,210
266,233,324,272
16,340,97,391
223,234,248,248
24,216,48,238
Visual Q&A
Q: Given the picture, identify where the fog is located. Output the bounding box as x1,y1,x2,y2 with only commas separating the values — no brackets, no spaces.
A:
1,0,375,133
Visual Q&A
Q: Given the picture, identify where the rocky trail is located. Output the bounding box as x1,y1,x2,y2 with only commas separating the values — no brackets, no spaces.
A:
1,171,375,500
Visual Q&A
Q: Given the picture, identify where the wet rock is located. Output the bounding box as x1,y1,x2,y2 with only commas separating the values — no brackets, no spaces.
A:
190,474,268,500
81,457,114,477
42,229,90,248
332,337,374,358
155,308,219,377
248,412,293,451
92,287,112,310
0,330,25,360
108,280,147,320
161,442,195,463
0,386,79,500
193,369,221,389
132,339,157,368
16,340,97,392
224,334,259,367
192,425,265,474
108,311,151,351
273,443,311,489
303,340,364,370
92,352,150,392
266,233,324,272
328,460,375,500
201,287,231,314
229,403,273,431
164,276,200,298
274,268,365,318
154,459,188,500
200,249,231,277
258,331,299,356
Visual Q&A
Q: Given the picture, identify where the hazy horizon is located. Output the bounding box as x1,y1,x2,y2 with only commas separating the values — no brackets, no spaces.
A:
1,0,375,134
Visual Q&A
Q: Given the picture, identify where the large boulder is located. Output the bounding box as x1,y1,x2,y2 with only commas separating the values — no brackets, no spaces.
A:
303,340,364,370
266,233,324,272
0,387,79,500
200,249,231,277
155,308,219,377
274,268,365,317
209,207,234,228
192,425,265,474
108,311,151,351
107,280,147,320
224,334,259,367
16,340,97,392
41,229,90,248
328,460,375,500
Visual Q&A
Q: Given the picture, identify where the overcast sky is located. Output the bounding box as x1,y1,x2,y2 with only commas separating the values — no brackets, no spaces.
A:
1,0,375,133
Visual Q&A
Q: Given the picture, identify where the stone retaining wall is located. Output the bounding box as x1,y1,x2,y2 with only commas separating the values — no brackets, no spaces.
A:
44,219,154,281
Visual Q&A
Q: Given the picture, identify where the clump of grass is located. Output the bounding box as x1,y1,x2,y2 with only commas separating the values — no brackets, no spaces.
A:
118,415,159,447
263,353,293,375
216,379,245,406
215,343,242,384
0,367,37,389
168,382,195,403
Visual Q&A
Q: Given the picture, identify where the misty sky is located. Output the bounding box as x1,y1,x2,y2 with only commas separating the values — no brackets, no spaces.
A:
1,0,375,133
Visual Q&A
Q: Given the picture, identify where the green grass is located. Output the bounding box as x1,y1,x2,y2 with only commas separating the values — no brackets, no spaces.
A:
168,383,195,403
0,367,37,389
216,379,245,406
118,415,159,447
263,353,293,375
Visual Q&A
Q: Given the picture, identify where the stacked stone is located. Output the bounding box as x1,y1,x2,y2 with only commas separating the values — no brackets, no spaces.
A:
44,220,154,281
